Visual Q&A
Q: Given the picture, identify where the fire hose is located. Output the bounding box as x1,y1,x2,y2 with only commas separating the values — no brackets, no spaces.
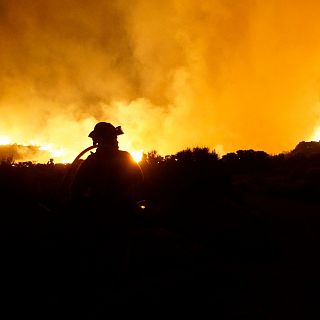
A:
62,145,97,195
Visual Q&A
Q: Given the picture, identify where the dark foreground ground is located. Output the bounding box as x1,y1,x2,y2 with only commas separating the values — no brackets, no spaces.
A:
1,153,320,317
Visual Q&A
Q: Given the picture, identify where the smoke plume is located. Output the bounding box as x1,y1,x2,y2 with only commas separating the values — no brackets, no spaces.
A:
1,0,320,162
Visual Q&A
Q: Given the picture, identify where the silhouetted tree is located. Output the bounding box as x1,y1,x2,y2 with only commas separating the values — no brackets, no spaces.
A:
292,141,320,157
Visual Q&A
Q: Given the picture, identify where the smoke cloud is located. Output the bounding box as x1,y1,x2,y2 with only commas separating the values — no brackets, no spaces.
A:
1,0,320,161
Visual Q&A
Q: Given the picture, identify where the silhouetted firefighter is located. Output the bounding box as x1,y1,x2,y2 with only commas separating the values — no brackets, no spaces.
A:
71,122,143,214
68,122,144,300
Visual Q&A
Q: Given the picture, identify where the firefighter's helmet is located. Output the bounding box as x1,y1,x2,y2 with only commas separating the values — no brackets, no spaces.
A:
88,122,124,142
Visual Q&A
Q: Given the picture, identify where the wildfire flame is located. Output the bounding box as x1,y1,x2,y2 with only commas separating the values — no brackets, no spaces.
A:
130,150,143,163
0,134,143,163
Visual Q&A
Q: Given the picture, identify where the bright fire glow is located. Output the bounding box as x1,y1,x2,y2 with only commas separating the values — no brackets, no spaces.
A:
310,127,320,142
130,150,143,163
0,135,144,164
0,137,69,163
0,136,12,145
39,144,65,158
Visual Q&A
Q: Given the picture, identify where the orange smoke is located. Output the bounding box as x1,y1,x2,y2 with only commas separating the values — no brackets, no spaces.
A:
1,0,320,163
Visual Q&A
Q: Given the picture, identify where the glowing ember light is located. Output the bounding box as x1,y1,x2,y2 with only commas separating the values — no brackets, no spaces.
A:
130,150,143,163
0,136,12,145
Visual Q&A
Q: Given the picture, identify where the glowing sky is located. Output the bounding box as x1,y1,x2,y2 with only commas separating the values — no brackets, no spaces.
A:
1,0,320,162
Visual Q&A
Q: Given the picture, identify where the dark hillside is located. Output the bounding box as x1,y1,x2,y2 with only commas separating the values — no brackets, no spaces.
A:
1,145,320,316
